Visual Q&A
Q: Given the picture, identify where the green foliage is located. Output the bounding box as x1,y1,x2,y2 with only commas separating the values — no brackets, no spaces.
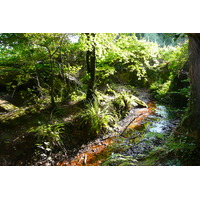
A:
105,84,116,95
144,132,165,140
1,33,195,166
96,64,116,85
78,100,116,137
0,33,82,106
1,33,188,107
28,122,65,152
177,87,190,98
112,90,147,119
149,41,189,101
166,134,196,154
169,78,190,98
159,42,188,72
70,90,86,102
68,65,82,76
102,153,137,166
112,91,137,118
150,79,172,99
78,33,163,86
97,34,161,85
146,134,197,166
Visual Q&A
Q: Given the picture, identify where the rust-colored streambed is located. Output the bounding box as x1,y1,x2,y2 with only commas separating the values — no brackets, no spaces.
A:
57,102,157,166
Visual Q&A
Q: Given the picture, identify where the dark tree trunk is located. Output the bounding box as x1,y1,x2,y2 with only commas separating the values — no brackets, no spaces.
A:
86,33,96,103
176,34,200,142
188,34,200,117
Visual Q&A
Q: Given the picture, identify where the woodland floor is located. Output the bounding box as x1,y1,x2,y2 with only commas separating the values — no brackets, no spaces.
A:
0,88,189,166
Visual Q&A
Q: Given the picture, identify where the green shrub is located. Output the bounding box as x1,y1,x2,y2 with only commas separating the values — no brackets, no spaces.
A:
150,79,172,99
145,134,197,166
78,100,116,137
149,41,188,101
28,122,65,153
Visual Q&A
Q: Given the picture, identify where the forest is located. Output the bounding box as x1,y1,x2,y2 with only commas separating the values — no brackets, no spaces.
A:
0,33,200,166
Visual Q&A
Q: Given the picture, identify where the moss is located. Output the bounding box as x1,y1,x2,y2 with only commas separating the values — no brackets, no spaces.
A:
0,103,48,124
102,153,138,166
131,95,148,108
140,155,159,166
111,91,147,119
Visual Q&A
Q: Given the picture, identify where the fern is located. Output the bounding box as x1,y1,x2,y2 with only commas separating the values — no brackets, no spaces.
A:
79,100,116,136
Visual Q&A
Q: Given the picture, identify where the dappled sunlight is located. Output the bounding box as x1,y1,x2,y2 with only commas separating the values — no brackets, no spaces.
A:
1,33,195,166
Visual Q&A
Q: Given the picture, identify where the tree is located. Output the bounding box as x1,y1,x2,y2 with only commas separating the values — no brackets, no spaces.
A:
36,33,67,108
86,33,96,103
0,33,47,100
0,33,72,107
177,33,200,143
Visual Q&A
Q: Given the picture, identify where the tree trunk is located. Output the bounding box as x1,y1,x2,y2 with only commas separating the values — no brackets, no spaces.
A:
49,55,56,108
86,33,96,103
176,34,200,141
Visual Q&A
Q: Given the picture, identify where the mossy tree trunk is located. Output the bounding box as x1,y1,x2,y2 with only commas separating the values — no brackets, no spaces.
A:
86,33,96,103
177,34,200,143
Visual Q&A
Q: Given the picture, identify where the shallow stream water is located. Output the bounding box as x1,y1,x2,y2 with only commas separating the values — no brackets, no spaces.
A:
103,102,181,166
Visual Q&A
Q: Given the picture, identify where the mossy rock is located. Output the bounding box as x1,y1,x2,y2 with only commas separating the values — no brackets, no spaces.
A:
0,103,47,124
112,93,147,111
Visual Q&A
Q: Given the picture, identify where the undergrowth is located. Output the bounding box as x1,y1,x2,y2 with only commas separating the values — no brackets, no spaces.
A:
78,100,117,137
28,121,67,160
143,133,197,166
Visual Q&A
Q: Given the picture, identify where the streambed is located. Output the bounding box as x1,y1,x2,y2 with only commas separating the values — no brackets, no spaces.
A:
102,103,180,166
58,102,180,166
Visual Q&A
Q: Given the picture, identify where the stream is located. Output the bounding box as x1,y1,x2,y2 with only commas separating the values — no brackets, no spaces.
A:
58,101,180,166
